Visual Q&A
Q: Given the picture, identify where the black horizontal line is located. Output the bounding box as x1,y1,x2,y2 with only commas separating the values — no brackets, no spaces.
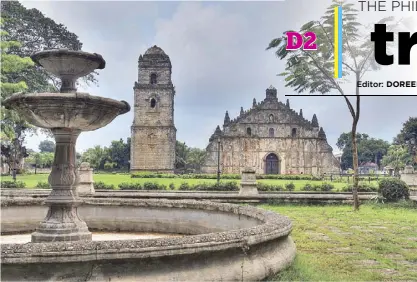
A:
285,95,417,97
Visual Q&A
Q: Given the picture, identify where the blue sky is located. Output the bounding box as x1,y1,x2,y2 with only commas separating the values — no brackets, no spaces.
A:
20,0,417,153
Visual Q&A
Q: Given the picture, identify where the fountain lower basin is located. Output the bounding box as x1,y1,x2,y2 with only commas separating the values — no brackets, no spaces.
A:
1,198,296,281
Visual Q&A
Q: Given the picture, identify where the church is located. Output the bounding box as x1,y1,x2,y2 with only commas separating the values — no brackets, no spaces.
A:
130,45,339,175
201,86,340,175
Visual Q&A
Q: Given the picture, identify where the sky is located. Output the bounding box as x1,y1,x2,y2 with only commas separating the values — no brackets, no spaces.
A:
20,0,417,154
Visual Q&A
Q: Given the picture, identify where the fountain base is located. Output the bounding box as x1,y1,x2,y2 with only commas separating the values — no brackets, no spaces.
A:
31,204,91,243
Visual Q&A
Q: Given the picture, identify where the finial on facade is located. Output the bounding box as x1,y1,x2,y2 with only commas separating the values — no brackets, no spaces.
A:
318,127,326,139
240,107,244,116
224,111,230,125
253,98,256,107
299,109,303,117
266,85,277,100
286,99,290,108
215,125,222,136
312,114,319,127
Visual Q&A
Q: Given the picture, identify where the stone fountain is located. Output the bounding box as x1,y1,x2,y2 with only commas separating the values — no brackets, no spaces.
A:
2,49,130,243
1,49,296,281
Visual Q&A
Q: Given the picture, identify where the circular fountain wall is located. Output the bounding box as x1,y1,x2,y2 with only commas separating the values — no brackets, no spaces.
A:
1,198,296,281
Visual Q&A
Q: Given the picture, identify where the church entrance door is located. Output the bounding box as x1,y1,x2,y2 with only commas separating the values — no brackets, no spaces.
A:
265,153,279,174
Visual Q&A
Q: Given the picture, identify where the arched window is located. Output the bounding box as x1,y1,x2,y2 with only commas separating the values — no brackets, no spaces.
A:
150,73,157,84
269,128,274,137
269,114,274,122
291,128,297,138
150,98,156,108
246,127,252,136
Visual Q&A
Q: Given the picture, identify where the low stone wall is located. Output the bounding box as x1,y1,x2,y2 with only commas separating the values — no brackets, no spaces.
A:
0,189,377,204
1,198,296,281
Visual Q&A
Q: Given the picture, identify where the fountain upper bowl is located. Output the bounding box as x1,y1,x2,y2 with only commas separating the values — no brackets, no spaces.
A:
2,92,130,131
31,49,105,79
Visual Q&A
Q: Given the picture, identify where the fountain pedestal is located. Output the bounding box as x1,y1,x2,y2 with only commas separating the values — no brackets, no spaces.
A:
32,129,91,242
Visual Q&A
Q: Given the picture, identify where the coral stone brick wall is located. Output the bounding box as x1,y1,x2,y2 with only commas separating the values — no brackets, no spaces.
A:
131,46,176,173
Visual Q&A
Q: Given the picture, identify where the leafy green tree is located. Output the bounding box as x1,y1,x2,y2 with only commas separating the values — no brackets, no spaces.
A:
26,152,43,174
382,145,412,176
187,147,206,172
336,132,390,170
81,146,109,170
394,117,417,166
1,2,99,139
108,138,130,170
1,1,98,93
175,141,189,170
1,18,35,176
266,0,401,210
38,140,55,153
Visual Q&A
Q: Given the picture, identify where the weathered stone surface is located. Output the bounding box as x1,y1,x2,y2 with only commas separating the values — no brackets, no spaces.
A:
77,162,94,195
1,199,296,281
401,165,417,188
131,46,176,173
240,167,258,196
202,86,340,175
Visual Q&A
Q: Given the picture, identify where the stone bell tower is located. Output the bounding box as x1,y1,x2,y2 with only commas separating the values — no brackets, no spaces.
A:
130,45,176,173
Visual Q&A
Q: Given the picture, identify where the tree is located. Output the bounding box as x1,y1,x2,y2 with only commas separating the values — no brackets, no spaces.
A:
1,17,35,176
1,1,99,139
81,146,108,170
26,152,42,174
266,0,402,210
1,1,98,93
382,145,412,176
336,132,390,170
175,141,190,170
108,138,130,170
187,148,206,172
38,140,55,153
394,117,417,165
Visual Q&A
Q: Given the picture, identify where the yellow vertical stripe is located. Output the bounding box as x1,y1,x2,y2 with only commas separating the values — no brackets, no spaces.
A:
334,6,339,78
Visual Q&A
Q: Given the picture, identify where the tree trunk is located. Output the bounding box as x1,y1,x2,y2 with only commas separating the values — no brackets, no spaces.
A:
351,124,360,210
35,165,37,174
352,72,361,211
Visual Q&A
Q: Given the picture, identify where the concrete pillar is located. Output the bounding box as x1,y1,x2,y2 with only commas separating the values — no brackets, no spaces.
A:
239,167,258,196
77,162,95,195
400,165,417,189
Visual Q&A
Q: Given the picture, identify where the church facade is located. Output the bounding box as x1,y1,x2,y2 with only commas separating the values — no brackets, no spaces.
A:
130,46,176,173
201,86,340,175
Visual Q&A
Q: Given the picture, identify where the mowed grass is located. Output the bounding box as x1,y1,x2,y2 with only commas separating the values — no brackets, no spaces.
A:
261,203,417,281
0,173,377,190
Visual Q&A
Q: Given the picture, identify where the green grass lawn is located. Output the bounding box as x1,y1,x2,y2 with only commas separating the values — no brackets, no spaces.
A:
0,173,377,191
261,203,417,281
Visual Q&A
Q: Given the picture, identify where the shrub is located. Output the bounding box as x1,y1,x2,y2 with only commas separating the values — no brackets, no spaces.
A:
143,182,166,190
36,181,51,189
118,182,142,190
342,183,378,192
169,183,175,190
302,183,313,191
257,183,283,191
320,183,334,192
378,178,409,202
285,183,295,191
179,182,191,191
1,180,26,188
94,181,115,190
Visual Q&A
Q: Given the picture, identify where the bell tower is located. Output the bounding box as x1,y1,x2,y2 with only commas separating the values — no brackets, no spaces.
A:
130,45,176,173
